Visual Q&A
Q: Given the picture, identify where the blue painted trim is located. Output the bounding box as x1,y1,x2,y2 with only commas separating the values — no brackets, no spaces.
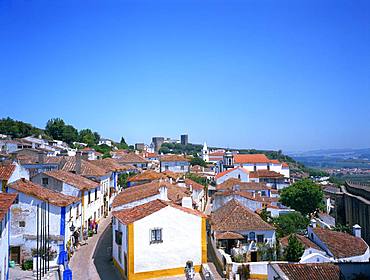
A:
58,206,66,265
6,211,10,280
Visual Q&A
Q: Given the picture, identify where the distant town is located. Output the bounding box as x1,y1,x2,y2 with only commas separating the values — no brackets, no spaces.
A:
0,117,369,280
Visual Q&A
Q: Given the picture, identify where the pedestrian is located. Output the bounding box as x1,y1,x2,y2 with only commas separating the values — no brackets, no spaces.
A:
95,220,99,234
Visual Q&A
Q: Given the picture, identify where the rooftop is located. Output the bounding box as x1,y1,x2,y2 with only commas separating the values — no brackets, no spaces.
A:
115,153,148,164
211,199,275,232
0,164,16,180
273,263,341,280
0,193,17,221
113,199,206,225
8,179,80,207
215,167,248,179
234,154,270,164
280,234,322,251
313,227,368,258
249,170,284,178
160,154,190,162
216,178,270,191
112,181,191,208
43,170,99,191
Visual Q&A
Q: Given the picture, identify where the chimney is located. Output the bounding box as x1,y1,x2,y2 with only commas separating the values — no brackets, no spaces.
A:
181,197,193,209
310,219,317,228
353,224,362,238
158,185,168,201
169,178,173,184
38,152,45,164
76,152,82,175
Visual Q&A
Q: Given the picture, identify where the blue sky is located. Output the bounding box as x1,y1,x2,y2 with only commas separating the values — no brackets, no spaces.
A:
1,0,369,151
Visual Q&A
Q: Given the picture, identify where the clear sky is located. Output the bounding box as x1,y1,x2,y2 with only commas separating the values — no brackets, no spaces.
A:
1,0,369,151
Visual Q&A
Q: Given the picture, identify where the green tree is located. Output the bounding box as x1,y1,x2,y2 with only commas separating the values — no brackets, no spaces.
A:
186,173,208,187
273,212,309,238
79,129,99,146
190,156,207,167
284,234,305,262
45,118,66,140
280,179,324,216
0,117,43,138
61,125,79,144
116,137,129,149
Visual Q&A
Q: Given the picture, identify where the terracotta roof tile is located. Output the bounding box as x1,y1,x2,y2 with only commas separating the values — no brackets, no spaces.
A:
112,181,191,208
184,178,204,191
160,155,190,162
215,231,244,240
275,263,341,280
90,158,133,172
313,227,368,258
127,171,167,182
211,199,275,232
115,153,148,164
61,157,108,177
216,178,270,191
280,234,322,251
249,170,284,179
0,193,17,221
113,199,205,224
0,164,16,180
234,154,270,164
8,179,80,207
43,170,99,191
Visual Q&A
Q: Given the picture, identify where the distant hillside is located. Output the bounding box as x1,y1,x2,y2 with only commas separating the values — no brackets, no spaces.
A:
0,117,45,138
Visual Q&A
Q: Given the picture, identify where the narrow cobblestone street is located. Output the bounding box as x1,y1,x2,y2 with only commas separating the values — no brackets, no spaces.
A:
69,213,118,280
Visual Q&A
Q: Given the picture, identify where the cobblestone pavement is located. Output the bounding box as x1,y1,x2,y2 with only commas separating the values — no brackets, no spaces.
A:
69,214,112,280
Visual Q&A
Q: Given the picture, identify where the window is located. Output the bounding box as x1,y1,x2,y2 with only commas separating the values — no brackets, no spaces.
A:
88,191,91,204
254,165,257,172
19,221,26,227
118,245,122,263
95,189,98,201
257,234,264,243
181,166,184,171
42,178,49,186
115,230,122,245
76,205,79,218
249,232,255,241
165,165,169,170
150,228,163,244
267,164,270,171
69,208,73,220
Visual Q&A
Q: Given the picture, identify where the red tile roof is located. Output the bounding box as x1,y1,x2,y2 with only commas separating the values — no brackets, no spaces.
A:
90,158,133,172
184,178,204,191
249,170,284,179
0,164,16,180
216,178,270,191
211,199,275,232
215,231,244,240
282,162,289,167
209,151,225,156
61,157,108,177
234,154,270,164
115,153,148,164
0,193,17,221
112,181,191,208
43,170,99,191
280,234,322,251
160,155,190,162
313,227,368,258
274,263,341,280
127,171,167,182
8,179,80,207
113,199,206,224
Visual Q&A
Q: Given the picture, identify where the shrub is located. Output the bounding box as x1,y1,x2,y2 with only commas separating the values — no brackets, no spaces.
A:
22,259,33,271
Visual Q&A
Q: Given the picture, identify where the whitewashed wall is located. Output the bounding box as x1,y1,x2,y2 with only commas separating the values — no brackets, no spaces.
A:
216,169,249,185
0,211,10,280
134,206,202,273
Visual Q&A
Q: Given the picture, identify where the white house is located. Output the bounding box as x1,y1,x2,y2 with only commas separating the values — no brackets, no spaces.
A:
210,199,276,262
98,138,112,147
112,199,207,279
305,223,370,263
32,170,103,230
7,179,81,267
0,193,17,280
215,167,249,185
160,155,190,173
112,181,191,211
0,162,29,191
201,142,209,162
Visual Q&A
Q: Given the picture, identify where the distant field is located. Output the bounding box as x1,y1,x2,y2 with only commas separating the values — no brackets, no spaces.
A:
293,156,370,169
333,174,370,183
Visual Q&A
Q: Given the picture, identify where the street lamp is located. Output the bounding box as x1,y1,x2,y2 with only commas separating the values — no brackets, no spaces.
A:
70,223,75,233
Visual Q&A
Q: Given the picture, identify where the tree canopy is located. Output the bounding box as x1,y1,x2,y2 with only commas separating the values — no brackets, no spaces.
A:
284,234,305,262
45,118,79,144
0,117,44,138
280,179,324,216
273,212,309,238
190,156,208,167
